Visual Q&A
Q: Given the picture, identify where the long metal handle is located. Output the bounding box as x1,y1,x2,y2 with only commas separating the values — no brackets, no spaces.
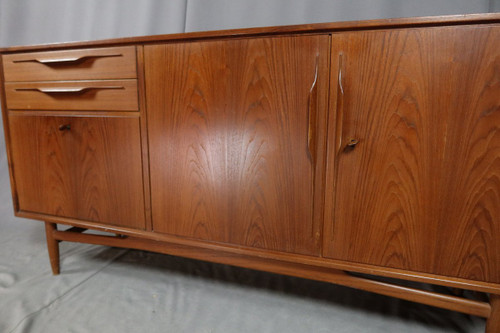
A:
307,55,319,165
15,86,124,94
335,54,360,152
13,54,122,65
335,53,345,153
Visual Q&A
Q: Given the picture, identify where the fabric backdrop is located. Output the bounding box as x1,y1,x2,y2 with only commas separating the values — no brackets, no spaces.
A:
0,1,498,332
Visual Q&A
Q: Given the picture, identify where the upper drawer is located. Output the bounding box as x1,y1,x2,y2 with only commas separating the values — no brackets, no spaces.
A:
2,46,137,82
4,80,138,111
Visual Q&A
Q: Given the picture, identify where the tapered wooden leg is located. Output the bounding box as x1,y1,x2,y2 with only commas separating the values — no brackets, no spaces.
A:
44,222,60,275
486,294,500,333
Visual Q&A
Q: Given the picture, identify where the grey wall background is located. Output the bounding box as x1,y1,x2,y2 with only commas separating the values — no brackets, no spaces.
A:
1,0,499,47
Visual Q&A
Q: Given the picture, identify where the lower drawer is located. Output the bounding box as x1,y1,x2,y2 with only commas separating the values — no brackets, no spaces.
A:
4,79,138,111
8,113,146,229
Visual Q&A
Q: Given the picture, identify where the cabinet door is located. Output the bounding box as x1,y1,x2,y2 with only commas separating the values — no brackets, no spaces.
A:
324,26,500,283
145,35,329,255
9,115,146,229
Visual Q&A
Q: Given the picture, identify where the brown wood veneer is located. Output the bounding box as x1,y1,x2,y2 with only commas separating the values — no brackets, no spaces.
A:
145,35,329,255
324,25,500,284
1,14,499,332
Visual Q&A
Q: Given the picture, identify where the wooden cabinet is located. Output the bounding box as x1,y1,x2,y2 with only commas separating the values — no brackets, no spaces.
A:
8,114,145,229
1,14,500,332
323,26,500,284
145,35,329,255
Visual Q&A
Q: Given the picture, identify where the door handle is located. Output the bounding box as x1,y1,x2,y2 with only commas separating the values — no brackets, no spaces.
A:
335,53,345,154
307,55,319,165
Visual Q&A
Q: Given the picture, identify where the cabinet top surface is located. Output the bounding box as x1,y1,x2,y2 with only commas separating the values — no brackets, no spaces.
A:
1,13,499,53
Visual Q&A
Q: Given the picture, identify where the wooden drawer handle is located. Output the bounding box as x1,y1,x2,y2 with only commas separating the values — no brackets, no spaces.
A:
58,124,71,131
12,54,122,65
15,86,124,94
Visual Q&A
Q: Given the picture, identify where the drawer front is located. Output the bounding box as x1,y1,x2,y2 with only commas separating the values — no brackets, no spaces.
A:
8,114,146,229
5,80,138,111
2,46,137,82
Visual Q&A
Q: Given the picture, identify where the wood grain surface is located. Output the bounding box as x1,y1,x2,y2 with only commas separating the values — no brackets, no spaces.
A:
324,26,500,283
5,79,138,111
8,114,145,229
2,46,137,81
487,294,500,333
136,46,153,231
145,35,329,255
44,222,60,275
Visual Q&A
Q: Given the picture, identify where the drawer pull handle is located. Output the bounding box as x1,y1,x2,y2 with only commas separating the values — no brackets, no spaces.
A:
15,86,124,94
13,54,122,65
58,124,71,131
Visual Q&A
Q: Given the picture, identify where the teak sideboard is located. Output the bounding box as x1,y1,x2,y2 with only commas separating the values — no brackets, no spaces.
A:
1,14,499,331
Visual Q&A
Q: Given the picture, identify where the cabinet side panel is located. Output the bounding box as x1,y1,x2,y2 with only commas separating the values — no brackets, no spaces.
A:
324,26,500,283
0,55,19,212
145,35,329,256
